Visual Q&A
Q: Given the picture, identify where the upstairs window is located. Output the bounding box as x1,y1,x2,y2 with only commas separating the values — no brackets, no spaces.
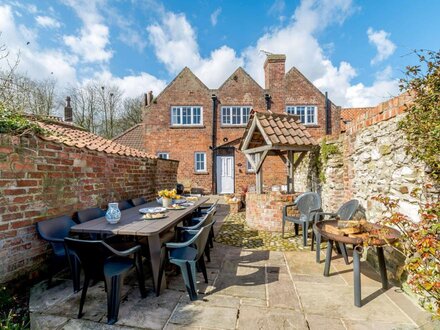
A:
221,106,252,126
285,105,317,125
194,152,206,172
157,152,169,159
171,106,203,126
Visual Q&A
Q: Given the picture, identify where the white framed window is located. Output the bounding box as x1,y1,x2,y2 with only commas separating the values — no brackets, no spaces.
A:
286,105,317,125
194,152,206,172
221,106,252,126
157,152,169,159
171,106,203,126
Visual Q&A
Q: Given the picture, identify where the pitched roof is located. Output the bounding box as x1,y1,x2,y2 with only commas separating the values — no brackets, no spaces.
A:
36,120,156,159
112,124,145,151
240,111,317,150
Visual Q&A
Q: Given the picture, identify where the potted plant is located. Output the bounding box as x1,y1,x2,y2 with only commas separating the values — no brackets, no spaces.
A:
158,189,179,207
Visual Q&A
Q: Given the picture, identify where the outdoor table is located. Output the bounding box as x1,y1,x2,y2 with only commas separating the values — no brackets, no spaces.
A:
314,220,400,307
70,197,209,295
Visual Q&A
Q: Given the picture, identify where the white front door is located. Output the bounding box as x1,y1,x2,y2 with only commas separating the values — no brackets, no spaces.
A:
217,156,234,194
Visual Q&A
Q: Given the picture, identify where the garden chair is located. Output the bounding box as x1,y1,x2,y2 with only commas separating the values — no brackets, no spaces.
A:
282,192,322,246
118,200,133,211
177,210,215,262
157,219,215,300
193,200,218,249
64,238,146,325
76,207,105,224
312,199,360,264
130,197,147,206
36,215,81,293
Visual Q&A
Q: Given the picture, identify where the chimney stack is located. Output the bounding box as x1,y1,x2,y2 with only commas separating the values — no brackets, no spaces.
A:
64,96,73,122
264,54,286,90
145,91,154,106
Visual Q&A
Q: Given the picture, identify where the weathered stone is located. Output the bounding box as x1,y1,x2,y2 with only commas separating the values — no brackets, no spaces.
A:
379,144,392,155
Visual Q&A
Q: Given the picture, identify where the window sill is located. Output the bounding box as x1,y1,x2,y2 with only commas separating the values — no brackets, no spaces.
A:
194,171,209,175
169,125,205,129
220,125,247,128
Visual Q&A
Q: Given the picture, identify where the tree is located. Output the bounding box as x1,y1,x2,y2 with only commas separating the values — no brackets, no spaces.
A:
399,49,440,182
116,95,144,134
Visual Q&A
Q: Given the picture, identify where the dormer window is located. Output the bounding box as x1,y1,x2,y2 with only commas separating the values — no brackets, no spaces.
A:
171,106,203,126
286,105,317,125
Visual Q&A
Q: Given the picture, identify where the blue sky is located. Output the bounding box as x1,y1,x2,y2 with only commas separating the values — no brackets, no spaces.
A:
0,0,438,107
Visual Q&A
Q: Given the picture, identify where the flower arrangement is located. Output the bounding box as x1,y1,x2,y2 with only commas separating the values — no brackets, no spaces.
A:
158,189,180,199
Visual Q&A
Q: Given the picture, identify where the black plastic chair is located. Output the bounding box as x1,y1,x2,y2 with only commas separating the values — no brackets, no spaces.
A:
177,210,215,262
282,192,322,246
158,220,215,300
118,200,133,211
36,215,80,292
176,183,184,195
312,199,360,264
130,197,147,206
76,207,105,224
64,238,147,325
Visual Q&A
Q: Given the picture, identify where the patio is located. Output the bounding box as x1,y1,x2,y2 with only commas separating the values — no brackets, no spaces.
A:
29,202,435,330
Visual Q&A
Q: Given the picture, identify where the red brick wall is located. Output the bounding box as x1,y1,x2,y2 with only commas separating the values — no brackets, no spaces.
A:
0,134,178,283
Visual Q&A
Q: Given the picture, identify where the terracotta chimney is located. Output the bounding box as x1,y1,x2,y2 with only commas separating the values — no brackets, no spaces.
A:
145,91,154,106
264,54,286,90
64,96,73,122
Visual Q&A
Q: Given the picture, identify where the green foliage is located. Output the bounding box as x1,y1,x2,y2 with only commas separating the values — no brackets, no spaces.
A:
0,287,29,330
372,189,440,317
317,138,340,183
0,103,44,135
399,50,440,183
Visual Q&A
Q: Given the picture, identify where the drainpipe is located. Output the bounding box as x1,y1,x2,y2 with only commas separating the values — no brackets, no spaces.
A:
325,92,331,135
211,94,218,194
264,93,271,111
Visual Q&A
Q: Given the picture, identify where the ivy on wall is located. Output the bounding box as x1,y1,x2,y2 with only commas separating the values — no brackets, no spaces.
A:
399,50,440,183
317,138,340,183
0,103,44,135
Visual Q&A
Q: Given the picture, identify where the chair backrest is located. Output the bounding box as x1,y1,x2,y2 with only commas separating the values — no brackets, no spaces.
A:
130,197,146,207
295,192,321,219
194,221,215,260
76,207,105,223
337,200,359,220
37,215,76,241
176,184,184,195
36,215,76,253
118,200,133,211
64,238,109,279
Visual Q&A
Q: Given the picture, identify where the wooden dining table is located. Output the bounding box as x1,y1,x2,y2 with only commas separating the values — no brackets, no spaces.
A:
70,197,209,294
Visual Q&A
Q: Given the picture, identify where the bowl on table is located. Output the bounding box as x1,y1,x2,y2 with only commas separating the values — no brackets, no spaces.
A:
139,207,167,219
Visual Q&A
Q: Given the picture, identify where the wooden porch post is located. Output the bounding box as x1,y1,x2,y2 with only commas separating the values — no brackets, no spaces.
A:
287,150,295,193
255,152,263,194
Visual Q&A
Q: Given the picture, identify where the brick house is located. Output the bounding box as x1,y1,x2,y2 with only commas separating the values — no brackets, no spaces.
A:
115,54,341,194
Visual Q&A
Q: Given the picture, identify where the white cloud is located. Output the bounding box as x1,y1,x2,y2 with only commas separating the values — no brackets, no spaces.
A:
269,0,285,16
147,10,243,87
0,5,77,88
210,8,222,27
35,15,61,29
62,0,112,63
367,27,396,65
91,70,167,99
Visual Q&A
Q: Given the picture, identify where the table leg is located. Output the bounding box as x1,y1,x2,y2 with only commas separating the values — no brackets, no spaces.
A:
324,239,333,276
376,246,388,290
353,246,362,307
148,234,166,295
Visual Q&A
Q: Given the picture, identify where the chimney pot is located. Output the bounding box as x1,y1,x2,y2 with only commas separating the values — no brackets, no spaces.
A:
64,96,73,122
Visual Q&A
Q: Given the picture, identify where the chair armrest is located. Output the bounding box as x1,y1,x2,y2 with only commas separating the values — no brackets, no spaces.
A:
166,230,201,249
283,204,296,217
44,237,65,244
102,242,141,257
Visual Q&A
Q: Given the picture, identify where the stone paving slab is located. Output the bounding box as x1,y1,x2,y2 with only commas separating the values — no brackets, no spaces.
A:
28,204,437,330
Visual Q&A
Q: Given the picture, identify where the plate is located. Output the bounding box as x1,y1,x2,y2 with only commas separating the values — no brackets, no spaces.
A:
139,207,167,214
167,205,187,210
142,213,167,220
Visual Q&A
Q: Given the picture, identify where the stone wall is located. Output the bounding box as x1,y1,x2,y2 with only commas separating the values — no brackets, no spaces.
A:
0,134,178,283
320,94,438,221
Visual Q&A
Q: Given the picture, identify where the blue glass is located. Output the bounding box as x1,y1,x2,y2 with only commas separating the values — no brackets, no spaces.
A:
105,203,121,224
